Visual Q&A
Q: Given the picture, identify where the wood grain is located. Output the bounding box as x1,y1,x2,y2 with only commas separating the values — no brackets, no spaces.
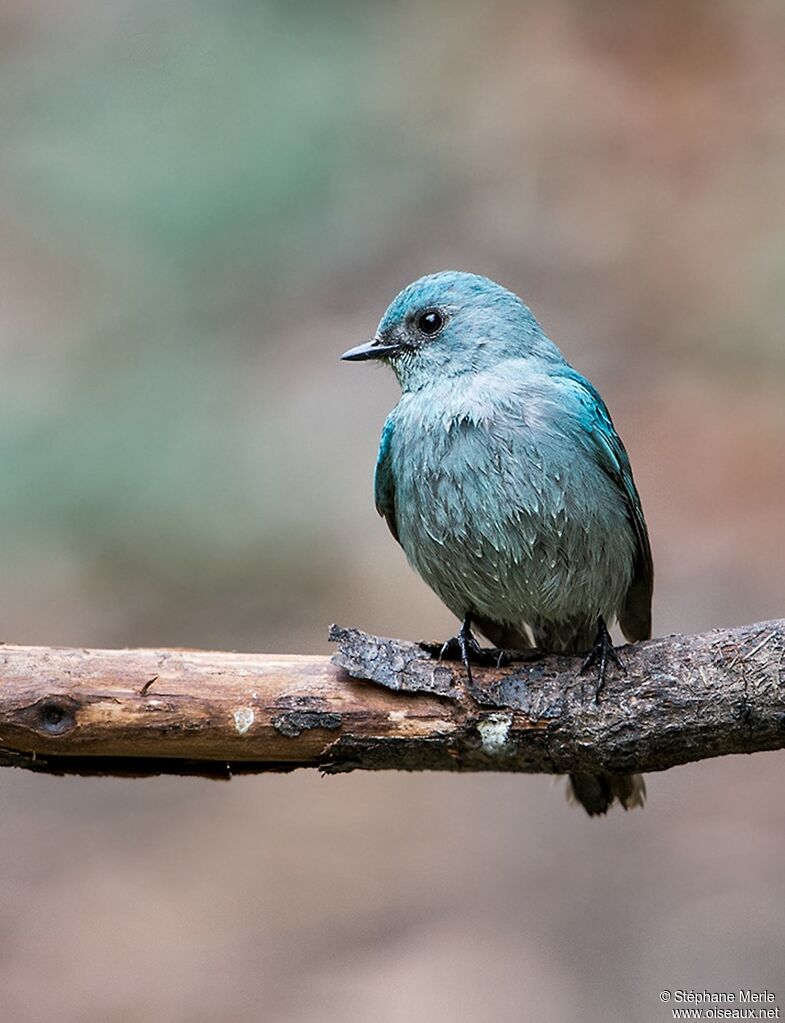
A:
1,620,783,777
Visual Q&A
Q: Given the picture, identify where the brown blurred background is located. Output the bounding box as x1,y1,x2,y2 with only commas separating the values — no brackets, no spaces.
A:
1,2,784,1020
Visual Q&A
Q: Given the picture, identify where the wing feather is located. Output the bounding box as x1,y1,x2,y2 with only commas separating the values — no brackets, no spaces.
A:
564,371,653,641
374,415,399,543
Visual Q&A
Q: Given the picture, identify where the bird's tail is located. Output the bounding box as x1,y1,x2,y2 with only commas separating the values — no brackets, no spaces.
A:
567,772,646,816
532,621,648,817
477,617,647,817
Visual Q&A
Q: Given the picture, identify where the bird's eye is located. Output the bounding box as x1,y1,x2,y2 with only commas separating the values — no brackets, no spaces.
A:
416,309,444,336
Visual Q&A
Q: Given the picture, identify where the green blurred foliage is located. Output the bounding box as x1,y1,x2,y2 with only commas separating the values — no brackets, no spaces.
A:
1,6,785,1023
0,3,434,626
0,0,782,655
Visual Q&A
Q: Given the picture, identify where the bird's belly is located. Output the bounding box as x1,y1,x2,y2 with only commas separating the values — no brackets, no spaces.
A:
393,428,635,629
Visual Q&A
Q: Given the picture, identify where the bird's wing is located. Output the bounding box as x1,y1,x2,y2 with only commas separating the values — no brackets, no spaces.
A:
374,414,399,543
562,371,653,641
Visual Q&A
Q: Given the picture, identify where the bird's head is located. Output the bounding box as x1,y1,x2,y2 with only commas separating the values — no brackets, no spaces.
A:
341,271,559,391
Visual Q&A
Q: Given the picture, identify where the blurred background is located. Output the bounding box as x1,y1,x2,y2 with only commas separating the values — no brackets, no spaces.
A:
1,1,784,1020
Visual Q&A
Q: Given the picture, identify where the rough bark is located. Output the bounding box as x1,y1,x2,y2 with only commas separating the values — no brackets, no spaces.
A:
0,619,783,779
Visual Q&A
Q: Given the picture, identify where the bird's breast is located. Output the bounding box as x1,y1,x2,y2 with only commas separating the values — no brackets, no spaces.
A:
392,405,549,548
387,392,635,625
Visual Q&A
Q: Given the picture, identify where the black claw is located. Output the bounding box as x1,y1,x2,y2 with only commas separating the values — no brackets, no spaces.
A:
581,616,625,701
426,617,488,684
455,617,480,684
419,619,543,682
439,624,482,663
420,638,541,668
494,648,510,668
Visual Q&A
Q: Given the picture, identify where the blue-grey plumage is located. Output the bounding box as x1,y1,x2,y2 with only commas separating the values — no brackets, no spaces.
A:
342,271,653,815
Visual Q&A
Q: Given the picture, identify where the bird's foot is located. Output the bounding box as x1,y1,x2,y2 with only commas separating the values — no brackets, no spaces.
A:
419,617,488,684
580,616,625,702
420,619,542,681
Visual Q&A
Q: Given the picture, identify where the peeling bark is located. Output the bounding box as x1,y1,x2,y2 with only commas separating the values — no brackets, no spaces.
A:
0,620,783,779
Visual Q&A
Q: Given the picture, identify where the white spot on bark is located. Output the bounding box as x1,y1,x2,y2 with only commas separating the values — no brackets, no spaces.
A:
233,707,255,735
477,713,513,755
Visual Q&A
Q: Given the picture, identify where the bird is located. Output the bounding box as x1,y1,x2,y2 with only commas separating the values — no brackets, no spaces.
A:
341,271,653,816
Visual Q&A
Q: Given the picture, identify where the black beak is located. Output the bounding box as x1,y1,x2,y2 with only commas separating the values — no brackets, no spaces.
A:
340,338,398,362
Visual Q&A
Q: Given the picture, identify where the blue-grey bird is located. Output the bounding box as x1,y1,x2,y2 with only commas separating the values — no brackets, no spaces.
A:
341,271,653,815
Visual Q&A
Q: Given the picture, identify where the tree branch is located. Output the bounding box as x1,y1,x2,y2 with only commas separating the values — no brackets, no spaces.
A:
0,620,783,779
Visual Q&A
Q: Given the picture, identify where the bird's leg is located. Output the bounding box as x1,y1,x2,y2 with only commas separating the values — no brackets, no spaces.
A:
436,616,485,683
580,616,625,702
420,618,539,674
